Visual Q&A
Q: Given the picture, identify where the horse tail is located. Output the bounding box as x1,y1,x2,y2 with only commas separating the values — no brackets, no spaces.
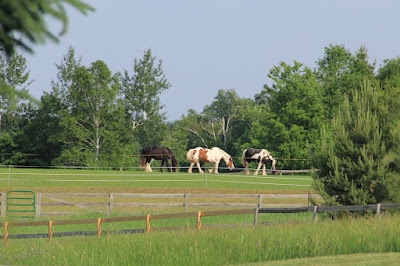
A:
170,153,178,172
139,156,147,168
242,149,248,166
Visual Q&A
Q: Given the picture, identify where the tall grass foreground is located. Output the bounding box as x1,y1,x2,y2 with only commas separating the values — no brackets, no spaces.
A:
0,213,399,265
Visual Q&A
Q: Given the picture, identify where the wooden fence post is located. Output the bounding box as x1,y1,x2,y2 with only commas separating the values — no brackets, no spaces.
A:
4,222,8,244
254,208,259,225
184,194,188,212
258,195,263,209
313,206,318,222
48,221,53,240
1,192,6,220
146,215,151,234
197,211,202,230
97,218,102,236
376,203,381,218
36,193,41,218
108,193,114,216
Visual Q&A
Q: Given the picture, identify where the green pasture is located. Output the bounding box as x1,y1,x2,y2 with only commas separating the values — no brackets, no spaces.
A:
1,213,399,265
0,167,312,192
0,167,398,265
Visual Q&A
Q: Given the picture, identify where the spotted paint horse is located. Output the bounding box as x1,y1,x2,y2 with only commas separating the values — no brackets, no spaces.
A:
242,148,277,175
186,147,235,174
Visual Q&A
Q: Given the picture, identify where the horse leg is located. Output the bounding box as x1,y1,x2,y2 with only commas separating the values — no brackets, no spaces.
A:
197,162,204,173
262,163,267,176
213,160,220,174
208,166,213,174
254,160,263,175
160,160,165,172
188,162,194,173
145,162,152,172
166,159,171,172
244,161,250,175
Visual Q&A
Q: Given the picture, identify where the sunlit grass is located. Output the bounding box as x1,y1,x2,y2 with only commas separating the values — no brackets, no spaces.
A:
1,213,399,265
0,167,312,191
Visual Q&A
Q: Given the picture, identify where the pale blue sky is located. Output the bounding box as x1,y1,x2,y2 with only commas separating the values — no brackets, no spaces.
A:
24,0,400,121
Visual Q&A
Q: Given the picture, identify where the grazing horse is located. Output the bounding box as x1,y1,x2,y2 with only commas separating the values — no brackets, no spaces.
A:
140,146,178,172
242,148,277,175
186,147,235,174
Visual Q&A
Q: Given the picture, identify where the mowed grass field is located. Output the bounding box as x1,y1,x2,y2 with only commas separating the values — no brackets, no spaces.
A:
0,167,312,192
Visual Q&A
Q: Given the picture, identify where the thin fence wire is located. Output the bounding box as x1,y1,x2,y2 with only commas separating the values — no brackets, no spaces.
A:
0,165,313,188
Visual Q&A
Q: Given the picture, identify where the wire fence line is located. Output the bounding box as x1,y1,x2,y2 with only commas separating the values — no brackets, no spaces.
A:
0,172,313,180
0,165,314,188
0,164,317,173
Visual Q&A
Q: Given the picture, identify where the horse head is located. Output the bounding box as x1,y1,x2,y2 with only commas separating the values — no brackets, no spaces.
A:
225,157,235,170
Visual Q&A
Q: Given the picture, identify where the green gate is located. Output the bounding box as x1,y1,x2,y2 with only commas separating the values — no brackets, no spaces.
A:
7,190,36,218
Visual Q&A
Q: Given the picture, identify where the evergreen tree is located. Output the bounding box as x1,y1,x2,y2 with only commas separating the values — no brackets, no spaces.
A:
0,0,93,56
0,49,32,132
0,0,93,111
312,81,400,205
0,50,33,164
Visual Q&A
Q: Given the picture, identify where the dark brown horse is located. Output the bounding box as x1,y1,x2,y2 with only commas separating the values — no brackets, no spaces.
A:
140,146,178,172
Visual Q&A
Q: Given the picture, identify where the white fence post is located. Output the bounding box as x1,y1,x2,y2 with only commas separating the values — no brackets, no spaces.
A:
36,193,41,218
254,208,259,225
313,206,318,222
376,203,381,218
1,192,6,219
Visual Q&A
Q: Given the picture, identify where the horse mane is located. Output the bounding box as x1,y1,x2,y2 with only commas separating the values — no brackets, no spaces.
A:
211,147,231,160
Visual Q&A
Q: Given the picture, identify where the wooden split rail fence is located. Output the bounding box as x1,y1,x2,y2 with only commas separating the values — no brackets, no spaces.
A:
1,203,399,243
1,192,322,218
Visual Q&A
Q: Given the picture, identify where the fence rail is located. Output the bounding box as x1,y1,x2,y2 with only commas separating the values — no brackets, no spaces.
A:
1,203,399,243
1,192,321,217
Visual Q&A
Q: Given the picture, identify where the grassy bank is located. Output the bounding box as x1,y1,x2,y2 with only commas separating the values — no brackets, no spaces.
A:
1,213,399,265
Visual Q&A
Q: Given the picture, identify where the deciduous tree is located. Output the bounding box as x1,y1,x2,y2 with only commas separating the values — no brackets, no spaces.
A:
122,49,170,146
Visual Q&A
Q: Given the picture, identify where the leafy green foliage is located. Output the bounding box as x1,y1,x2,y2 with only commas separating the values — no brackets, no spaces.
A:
247,61,326,169
0,43,399,204
316,44,376,119
122,49,170,146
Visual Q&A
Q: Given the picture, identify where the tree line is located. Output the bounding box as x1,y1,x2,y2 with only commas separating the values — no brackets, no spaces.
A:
1,44,399,205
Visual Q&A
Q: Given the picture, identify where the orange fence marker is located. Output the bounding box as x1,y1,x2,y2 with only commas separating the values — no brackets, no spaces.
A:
146,215,151,234
197,211,202,230
48,221,53,240
97,218,102,237
4,222,8,244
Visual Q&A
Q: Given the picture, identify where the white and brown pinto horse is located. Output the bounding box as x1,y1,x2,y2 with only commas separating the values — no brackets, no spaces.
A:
186,147,234,174
242,148,277,175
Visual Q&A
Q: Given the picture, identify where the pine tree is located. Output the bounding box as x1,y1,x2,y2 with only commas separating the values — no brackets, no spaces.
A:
0,0,93,56
312,81,400,205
